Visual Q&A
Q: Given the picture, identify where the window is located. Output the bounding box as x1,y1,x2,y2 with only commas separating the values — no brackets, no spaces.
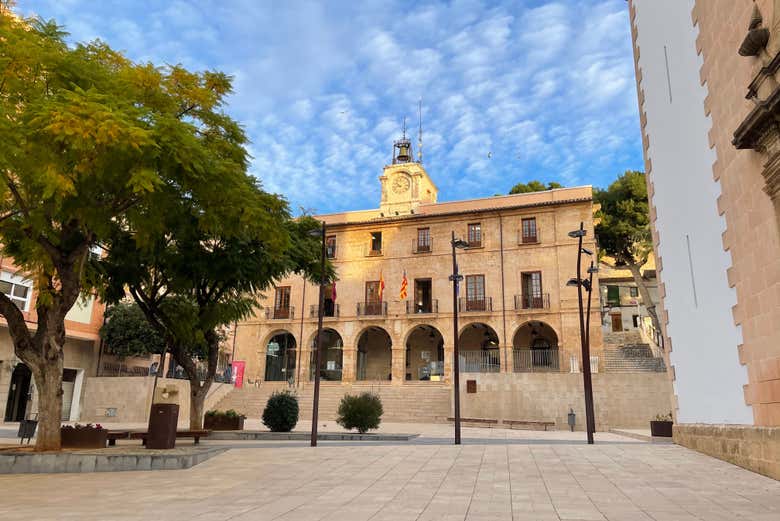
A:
629,287,639,298
465,274,485,311
521,271,543,309
365,280,382,315
273,286,291,319
467,223,482,247
370,232,382,255
323,284,336,317
326,235,337,259
606,285,620,306
632,315,640,328
414,279,432,313
521,217,538,243
0,272,32,311
416,228,430,252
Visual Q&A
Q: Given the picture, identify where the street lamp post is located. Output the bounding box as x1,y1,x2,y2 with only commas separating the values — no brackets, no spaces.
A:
310,221,327,447
567,221,596,444
449,231,468,445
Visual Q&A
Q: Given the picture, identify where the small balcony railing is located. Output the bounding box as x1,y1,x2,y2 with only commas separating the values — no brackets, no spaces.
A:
406,299,438,314
357,301,387,316
458,297,492,312
459,349,500,373
266,306,294,320
466,238,482,248
309,303,339,318
513,349,561,372
517,229,540,244
514,293,550,310
364,244,383,257
412,238,432,254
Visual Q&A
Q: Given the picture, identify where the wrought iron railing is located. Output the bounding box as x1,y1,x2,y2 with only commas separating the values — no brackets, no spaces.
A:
459,349,500,372
406,299,438,314
309,303,339,318
512,348,561,372
266,306,294,320
412,238,432,253
458,297,492,312
514,293,550,310
357,301,387,316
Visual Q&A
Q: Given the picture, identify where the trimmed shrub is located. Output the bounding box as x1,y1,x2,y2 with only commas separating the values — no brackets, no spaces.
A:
336,392,383,434
262,390,299,432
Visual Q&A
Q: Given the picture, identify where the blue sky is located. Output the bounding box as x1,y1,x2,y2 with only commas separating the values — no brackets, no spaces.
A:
17,0,642,214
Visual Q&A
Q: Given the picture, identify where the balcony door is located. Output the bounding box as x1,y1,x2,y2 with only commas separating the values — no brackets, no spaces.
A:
274,286,291,319
414,279,432,313
465,275,485,311
521,271,543,309
365,281,382,315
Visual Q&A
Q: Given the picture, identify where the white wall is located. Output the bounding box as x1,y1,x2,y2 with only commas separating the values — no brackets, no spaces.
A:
633,0,752,424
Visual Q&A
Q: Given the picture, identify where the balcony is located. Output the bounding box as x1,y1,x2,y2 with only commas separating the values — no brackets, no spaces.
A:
412,238,432,254
513,349,561,372
406,299,438,314
517,229,540,245
459,349,500,373
458,297,492,313
514,293,550,310
363,244,383,257
466,239,482,248
309,303,339,318
266,306,294,320
357,301,387,317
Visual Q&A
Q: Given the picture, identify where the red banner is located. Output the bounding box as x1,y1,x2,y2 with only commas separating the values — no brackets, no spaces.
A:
231,360,246,388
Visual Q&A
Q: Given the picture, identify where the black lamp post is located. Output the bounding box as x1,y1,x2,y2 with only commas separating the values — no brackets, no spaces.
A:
567,221,596,444
310,221,327,447
449,231,469,445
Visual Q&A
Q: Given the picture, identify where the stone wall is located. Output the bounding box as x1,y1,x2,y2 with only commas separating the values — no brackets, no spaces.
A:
458,372,673,431
79,377,232,425
674,424,780,480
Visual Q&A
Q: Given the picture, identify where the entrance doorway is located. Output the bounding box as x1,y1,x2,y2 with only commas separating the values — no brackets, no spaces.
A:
265,331,297,382
405,325,444,381
356,327,392,381
413,279,433,313
4,363,31,422
611,314,623,332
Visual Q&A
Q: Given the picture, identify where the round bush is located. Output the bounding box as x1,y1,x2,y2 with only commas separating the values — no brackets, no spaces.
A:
262,390,299,432
336,392,383,434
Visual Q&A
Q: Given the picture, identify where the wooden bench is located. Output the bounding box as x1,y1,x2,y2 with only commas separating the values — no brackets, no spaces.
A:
106,430,130,446
129,430,211,445
502,420,555,431
446,417,499,427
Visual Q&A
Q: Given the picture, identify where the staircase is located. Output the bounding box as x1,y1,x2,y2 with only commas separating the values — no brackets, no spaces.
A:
212,382,452,423
603,344,667,373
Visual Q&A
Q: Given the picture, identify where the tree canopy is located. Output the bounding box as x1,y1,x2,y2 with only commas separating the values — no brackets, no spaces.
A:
509,180,563,194
100,302,165,359
594,171,651,267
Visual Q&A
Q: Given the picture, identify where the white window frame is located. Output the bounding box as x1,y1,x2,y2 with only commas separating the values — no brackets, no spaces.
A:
0,271,33,312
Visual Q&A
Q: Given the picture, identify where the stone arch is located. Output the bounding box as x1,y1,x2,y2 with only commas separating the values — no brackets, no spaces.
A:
512,321,560,371
404,324,445,381
458,322,500,372
263,330,297,382
356,326,392,381
309,328,344,381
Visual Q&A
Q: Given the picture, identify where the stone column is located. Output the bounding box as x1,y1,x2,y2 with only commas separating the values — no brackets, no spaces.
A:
391,347,406,384
341,345,356,382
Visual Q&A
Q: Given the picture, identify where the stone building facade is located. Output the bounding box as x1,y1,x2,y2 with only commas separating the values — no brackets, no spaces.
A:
233,137,605,400
629,0,780,479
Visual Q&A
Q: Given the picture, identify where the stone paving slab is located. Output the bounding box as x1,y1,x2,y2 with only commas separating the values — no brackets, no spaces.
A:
0,425,778,520
209,430,419,441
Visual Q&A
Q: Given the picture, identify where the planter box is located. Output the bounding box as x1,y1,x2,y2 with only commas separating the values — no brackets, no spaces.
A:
204,415,244,431
650,420,673,437
61,427,108,448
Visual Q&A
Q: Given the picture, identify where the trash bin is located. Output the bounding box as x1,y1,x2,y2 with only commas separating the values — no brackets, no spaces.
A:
148,403,178,449
18,418,37,444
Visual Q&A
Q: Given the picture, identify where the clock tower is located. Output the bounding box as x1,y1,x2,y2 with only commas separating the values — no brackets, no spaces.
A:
379,132,438,216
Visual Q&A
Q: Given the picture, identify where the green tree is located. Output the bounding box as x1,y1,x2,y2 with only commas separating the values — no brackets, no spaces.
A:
0,9,247,449
99,179,327,429
100,302,165,361
509,180,563,194
594,171,658,330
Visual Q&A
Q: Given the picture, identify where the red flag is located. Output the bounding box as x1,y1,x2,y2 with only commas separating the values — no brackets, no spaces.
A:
379,272,385,300
399,270,408,300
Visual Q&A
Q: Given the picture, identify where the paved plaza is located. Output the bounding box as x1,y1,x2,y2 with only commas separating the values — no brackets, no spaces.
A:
1,424,779,521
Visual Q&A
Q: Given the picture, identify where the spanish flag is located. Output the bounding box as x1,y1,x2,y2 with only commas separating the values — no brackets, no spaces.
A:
399,270,408,299
378,272,385,300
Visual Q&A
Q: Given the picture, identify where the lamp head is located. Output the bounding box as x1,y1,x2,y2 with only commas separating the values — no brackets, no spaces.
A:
587,265,599,274
581,247,593,256
568,229,587,238
582,279,592,292
452,238,469,249
566,278,581,287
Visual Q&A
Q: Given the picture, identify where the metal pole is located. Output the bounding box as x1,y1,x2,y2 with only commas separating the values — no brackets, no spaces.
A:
311,221,326,447
584,260,596,438
451,231,462,445
575,222,595,444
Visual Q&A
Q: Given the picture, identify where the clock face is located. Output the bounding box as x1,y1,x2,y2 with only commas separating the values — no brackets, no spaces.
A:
392,174,411,194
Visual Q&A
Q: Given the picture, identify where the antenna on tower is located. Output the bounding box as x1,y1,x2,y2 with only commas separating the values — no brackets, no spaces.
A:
418,98,423,163
402,116,407,139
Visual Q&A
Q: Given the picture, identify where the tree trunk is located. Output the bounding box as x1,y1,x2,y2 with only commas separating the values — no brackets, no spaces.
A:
30,359,64,451
626,262,661,334
189,378,212,430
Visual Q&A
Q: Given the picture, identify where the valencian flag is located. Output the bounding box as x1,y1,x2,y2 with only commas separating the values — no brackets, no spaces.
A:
399,270,408,299
379,272,385,300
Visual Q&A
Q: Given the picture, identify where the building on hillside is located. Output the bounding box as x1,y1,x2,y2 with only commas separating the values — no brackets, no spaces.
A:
229,136,672,430
0,257,105,423
629,0,780,478
598,255,662,348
